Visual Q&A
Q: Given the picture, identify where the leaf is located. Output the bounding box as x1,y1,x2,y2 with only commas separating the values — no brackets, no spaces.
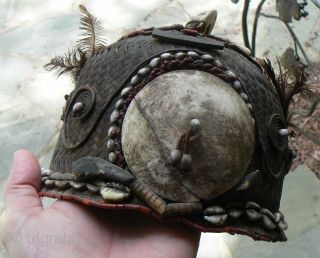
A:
230,0,240,3
43,47,87,83
78,5,106,57
280,47,295,69
276,0,300,23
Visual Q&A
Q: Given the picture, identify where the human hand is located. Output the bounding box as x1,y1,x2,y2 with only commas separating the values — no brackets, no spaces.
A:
1,150,200,258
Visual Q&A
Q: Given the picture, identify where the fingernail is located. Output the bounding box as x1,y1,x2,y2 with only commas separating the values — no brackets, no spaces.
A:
13,150,21,162
11,151,19,172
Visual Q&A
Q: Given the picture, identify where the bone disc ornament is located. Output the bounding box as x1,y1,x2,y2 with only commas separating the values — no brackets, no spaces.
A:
40,5,298,243
122,70,254,202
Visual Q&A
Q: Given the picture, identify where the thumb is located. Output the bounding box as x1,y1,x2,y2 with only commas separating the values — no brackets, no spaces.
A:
4,149,43,215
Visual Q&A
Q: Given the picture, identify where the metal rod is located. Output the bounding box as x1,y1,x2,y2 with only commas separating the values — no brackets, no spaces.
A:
256,13,320,146
259,13,320,82
288,99,320,121
251,0,266,57
284,23,320,82
242,0,251,50
288,99,320,146
311,0,320,9
294,126,320,145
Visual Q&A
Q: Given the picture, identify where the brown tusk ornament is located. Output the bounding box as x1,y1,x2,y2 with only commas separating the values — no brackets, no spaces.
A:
39,6,300,243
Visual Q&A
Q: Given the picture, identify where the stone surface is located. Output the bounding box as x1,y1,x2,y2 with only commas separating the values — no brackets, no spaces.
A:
0,1,319,257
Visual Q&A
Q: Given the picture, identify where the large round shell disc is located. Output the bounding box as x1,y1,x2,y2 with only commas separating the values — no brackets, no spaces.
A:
122,70,254,202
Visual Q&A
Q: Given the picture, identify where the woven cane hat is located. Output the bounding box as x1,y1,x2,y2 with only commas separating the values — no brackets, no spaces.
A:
40,6,298,242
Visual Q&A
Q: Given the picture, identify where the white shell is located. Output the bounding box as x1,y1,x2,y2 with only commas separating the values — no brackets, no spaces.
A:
279,211,284,221
181,154,192,170
50,172,73,181
70,180,86,190
175,52,186,60
201,54,213,63
110,109,120,123
204,214,228,226
225,70,236,80
240,92,248,102
160,53,173,60
245,201,261,211
100,187,130,202
149,57,161,68
121,87,133,98
106,140,114,150
109,152,117,163
87,183,100,193
122,70,254,202
137,67,150,77
169,150,182,165
63,173,74,180
41,168,54,176
45,180,55,188
190,118,201,127
187,51,200,59
278,220,288,230
108,127,117,138
190,119,201,135
279,129,291,136
213,60,223,69
227,209,244,219
55,181,70,189
273,212,281,223
261,208,275,221
115,99,124,110
232,81,241,92
245,209,261,220
260,214,276,230
131,75,140,86
72,102,84,113
204,205,226,215
50,172,62,180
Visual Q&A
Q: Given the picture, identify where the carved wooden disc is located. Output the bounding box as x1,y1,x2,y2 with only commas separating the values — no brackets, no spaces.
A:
122,70,254,202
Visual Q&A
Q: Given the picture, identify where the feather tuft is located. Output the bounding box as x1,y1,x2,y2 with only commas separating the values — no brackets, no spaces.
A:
44,47,87,83
78,4,106,58
258,58,320,123
44,5,106,84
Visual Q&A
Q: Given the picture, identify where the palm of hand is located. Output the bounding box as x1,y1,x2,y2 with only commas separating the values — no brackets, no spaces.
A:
1,150,200,258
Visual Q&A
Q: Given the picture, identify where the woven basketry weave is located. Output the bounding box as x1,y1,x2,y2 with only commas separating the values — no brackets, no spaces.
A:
41,19,294,242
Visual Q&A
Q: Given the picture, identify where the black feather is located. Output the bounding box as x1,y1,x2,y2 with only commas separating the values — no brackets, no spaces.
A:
78,5,106,57
44,47,87,83
44,5,106,84
258,58,319,123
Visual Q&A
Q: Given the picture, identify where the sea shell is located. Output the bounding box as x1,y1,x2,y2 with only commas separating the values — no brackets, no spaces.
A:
122,70,254,202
